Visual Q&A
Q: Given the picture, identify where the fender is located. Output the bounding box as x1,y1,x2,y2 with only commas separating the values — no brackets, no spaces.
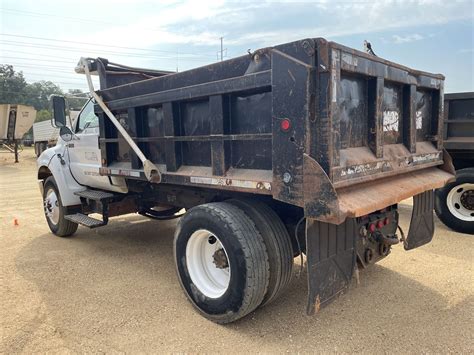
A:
37,145,84,207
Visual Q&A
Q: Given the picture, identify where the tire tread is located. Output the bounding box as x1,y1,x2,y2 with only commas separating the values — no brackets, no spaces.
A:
174,202,270,323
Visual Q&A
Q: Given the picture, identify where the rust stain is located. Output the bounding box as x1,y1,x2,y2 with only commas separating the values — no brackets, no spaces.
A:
315,295,321,313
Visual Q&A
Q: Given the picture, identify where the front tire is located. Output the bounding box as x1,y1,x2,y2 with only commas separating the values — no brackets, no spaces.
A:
174,202,270,323
435,168,474,235
43,176,78,237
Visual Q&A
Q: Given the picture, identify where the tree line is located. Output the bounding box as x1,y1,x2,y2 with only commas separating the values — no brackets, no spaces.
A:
0,64,87,122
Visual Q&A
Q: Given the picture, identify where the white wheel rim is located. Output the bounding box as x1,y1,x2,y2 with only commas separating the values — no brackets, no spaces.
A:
44,188,60,225
186,229,231,298
446,183,474,222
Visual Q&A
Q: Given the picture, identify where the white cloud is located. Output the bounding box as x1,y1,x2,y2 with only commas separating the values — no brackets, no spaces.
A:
2,0,472,89
392,34,424,44
71,0,472,49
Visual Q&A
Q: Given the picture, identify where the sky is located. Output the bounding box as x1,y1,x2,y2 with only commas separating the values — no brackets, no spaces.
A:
0,0,473,93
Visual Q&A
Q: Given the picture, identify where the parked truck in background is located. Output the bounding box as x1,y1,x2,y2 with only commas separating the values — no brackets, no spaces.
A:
33,111,79,157
435,92,474,234
37,38,455,323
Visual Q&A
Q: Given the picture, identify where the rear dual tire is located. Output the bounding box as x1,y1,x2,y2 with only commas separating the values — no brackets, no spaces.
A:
227,199,293,306
174,200,294,323
174,202,270,323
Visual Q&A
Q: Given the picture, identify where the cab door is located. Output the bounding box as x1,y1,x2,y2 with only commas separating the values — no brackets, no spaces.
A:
67,99,125,192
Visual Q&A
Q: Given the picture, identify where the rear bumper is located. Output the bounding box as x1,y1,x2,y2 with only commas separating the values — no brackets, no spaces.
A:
336,167,454,218
303,153,455,224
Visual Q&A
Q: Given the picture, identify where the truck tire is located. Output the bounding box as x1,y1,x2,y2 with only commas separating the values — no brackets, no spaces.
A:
227,199,293,306
43,176,78,237
435,168,474,235
174,202,270,323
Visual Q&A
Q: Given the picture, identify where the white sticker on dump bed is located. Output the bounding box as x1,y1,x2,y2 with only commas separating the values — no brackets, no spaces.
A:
383,111,399,132
411,152,441,163
190,176,271,191
340,161,388,177
416,110,423,129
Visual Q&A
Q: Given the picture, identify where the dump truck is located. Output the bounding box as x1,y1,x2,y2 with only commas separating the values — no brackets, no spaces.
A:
435,92,473,234
37,38,455,323
0,104,36,162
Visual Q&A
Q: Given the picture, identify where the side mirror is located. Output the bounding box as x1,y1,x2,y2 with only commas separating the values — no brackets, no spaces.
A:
51,95,67,127
59,126,73,142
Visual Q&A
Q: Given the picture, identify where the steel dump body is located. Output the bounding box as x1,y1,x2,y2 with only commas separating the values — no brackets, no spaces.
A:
443,92,474,167
94,38,453,223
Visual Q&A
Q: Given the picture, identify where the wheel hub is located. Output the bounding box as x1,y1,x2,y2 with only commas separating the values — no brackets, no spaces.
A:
460,189,474,210
44,188,60,225
212,249,229,269
447,183,474,221
185,229,231,298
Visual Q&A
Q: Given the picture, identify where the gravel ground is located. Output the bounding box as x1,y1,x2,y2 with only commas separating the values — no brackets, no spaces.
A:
1,147,473,353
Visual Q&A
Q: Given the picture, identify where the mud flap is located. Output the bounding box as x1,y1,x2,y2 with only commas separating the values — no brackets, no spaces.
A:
404,190,435,250
305,218,357,315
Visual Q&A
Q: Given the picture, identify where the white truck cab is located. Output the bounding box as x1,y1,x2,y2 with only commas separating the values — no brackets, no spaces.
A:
37,98,127,212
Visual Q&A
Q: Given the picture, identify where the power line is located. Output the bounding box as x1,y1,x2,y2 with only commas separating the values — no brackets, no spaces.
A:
3,62,76,71
2,49,78,61
1,55,78,64
0,40,212,62
0,8,226,59
1,89,89,97
1,7,215,53
0,33,216,57
22,73,89,82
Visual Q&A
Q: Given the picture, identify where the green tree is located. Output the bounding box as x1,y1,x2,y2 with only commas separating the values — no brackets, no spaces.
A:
67,89,89,111
35,109,52,122
1,65,88,123
24,81,63,111
0,64,28,104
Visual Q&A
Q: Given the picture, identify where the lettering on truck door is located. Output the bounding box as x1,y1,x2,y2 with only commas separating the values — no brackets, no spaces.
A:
67,99,112,190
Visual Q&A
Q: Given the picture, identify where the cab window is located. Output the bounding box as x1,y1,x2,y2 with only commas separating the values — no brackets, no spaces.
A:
76,99,99,133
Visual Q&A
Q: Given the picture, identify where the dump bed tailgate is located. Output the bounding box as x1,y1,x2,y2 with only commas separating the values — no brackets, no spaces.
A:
296,40,454,223
324,41,446,186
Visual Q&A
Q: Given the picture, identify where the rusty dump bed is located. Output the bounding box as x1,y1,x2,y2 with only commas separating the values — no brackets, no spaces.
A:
93,38,454,223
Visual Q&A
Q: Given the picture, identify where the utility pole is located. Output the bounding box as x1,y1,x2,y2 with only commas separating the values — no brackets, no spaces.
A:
217,37,227,62
176,48,179,72
220,37,223,61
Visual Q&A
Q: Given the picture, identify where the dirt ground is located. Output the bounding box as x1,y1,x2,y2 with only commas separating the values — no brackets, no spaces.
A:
0,147,472,353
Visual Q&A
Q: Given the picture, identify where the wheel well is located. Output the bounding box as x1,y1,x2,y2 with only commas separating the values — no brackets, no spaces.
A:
38,166,52,180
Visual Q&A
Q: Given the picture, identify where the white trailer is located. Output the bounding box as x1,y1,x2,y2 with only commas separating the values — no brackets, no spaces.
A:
33,111,79,157
0,104,36,162
33,121,59,157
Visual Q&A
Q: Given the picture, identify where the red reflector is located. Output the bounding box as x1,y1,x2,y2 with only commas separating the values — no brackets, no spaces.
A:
377,220,384,229
384,217,390,225
368,223,376,233
281,118,291,131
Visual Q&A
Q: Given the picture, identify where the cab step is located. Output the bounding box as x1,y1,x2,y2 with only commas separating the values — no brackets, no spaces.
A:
74,189,117,202
65,213,107,228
